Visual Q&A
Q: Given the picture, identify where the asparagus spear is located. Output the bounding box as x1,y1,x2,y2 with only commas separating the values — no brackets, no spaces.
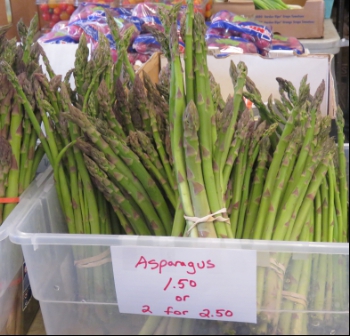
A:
128,132,176,208
183,100,217,238
230,121,254,237
289,150,334,242
30,143,45,182
148,103,176,191
0,136,12,223
169,23,197,237
335,107,348,242
143,71,169,116
272,146,325,241
184,0,194,104
114,79,134,134
22,14,38,66
222,109,248,189
236,121,271,239
314,190,322,242
0,85,13,140
18,75,34,195
243,137,271,239
2,98,22,220
282,81,325,201
262,128,302,240
60,83,101,235
96,80,125,139
131,74,152,134
216,61,247,175
94,122,173,234
136,130,168,181
194,25,231,238
84,155,151,236
252,97,304,240
75,139,166,236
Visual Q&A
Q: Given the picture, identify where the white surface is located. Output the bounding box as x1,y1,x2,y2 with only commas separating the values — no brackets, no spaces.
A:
39,43,81,89
161,53,331,116
300,19,341,54
111,246,257,323
210,54,330,115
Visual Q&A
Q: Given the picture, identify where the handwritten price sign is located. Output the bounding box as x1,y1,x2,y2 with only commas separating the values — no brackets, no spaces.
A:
111,246,257,323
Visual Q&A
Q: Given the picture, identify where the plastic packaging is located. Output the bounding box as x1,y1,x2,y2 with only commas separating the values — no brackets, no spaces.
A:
210,11,273,54
38,20,83,44
271,34,305,55
131,3,167,32
206,34,259,54
36,0,77,32
68,2,112,26
8,158,350,335
128,52,151,64
86,19,139,61
132,34,162,54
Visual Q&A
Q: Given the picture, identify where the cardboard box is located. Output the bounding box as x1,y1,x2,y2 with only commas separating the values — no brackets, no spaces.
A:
0,0,38,41
159,53,336,117
212,0,325,39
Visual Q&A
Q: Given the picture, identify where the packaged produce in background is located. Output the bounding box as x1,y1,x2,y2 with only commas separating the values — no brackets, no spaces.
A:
37,0,77,32
210,10,273,54
271,34,305,55
206,34,259,54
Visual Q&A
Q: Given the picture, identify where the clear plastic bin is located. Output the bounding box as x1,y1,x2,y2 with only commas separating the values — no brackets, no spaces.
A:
0,222,23,334
9,154,349,335
0,168,52,334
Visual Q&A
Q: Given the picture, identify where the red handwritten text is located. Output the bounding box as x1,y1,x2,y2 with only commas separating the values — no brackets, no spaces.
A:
163,278,197,291
164,306,189,316
199,308,234,318
135,257,215,274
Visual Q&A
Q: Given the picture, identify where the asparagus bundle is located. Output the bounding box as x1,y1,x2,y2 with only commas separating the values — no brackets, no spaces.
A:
0,20,45,335
0,20,45,225
145,2,348,334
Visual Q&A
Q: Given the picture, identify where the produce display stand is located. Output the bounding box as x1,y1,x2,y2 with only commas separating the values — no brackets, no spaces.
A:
1,2,349,335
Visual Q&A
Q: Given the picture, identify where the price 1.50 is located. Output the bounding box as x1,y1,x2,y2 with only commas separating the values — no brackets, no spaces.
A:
163,277,197,291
